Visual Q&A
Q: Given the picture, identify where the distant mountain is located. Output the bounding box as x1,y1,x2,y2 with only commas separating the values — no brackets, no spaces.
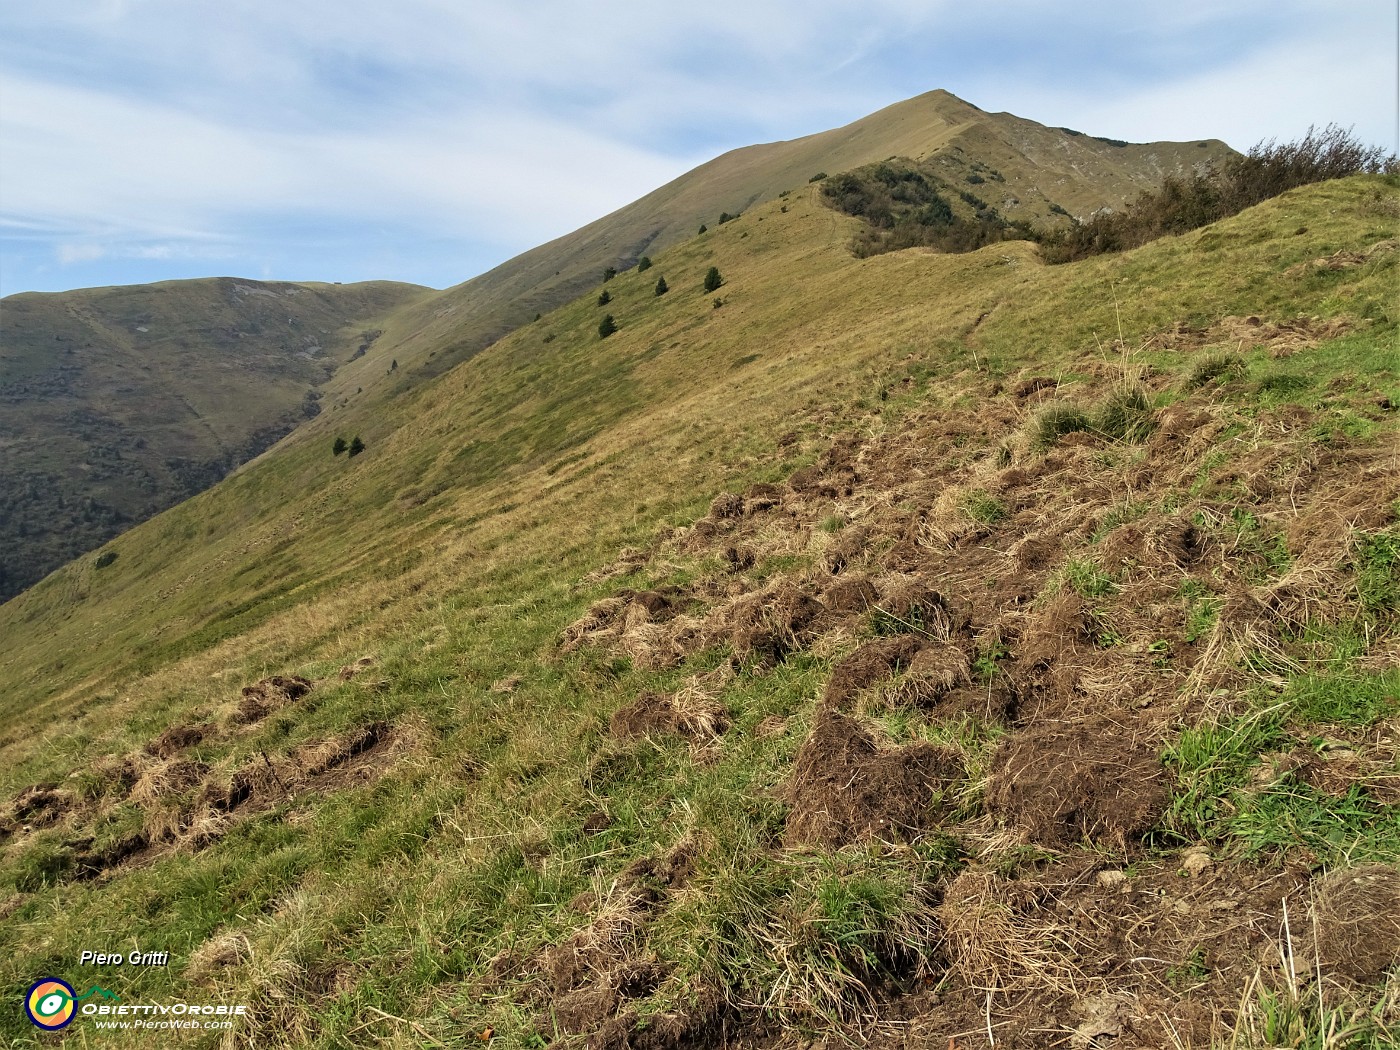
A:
380,89,1234,368
0,277,429,599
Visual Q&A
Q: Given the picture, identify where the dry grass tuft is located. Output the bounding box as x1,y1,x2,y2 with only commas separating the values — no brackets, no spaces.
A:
936,867,1091,992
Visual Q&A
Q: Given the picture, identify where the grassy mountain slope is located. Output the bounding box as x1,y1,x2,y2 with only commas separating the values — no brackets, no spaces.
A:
359,90,1233,389
1,172,1397,1048
0,277,432,600
0,91,1224,607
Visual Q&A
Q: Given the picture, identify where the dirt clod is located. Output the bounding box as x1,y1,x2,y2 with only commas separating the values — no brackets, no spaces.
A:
1309,863,1400,982
235,675,313,723
823,635,922,708
784,709,961,847
986,719,1167,850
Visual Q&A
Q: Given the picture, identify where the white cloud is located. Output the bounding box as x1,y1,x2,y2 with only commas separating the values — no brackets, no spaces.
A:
56,242,106,264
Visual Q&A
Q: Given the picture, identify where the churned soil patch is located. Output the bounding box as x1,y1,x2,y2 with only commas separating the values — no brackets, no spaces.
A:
610,691,728,743
235,674,313,723
822,635,923,708
784,709,962,847
144,722,210,758
986,717,1168,850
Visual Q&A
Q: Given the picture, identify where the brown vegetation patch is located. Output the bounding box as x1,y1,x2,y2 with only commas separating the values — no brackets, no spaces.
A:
1013,376,1058,399
1308,863,1400,982
885,644,973,708
873,574,961,638
820,573,879,616
986,718,1167,850
144,723,209,758
822,635,922,708
822,525,869,574
1152,313,1357,358
720,580,826,664
784,709,962,847
610,690,728,743
130,758,210,807
337,656,375,681
235,674,313,723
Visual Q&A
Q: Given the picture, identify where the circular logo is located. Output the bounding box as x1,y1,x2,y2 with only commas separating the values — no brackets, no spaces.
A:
25,978,77,1030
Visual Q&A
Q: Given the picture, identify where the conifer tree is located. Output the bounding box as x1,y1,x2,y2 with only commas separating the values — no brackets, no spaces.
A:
654,276,668,296
703,266,724,293
598,314,618,338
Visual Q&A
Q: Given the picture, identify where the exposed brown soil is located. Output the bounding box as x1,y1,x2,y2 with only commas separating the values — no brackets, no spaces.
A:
235,674,314,723
610,691,729,743
1308,863,1400,982
9,784,71,827
144,722,209,758
822,634,923,708
784,709,962,847
985,717,1169,850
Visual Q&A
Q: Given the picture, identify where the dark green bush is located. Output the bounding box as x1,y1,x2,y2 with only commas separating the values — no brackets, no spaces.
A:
598,314,618,339
653,276,668,297
348,436,365,457
637,256,652,272
597,290,611,306
703,266,723,293
333,436,348,456
1040,125,1396,263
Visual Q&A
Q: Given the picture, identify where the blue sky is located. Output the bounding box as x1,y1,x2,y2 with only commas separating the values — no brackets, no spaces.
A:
1,1,1394,298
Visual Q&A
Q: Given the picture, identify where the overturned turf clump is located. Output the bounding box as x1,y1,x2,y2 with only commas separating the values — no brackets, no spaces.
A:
784,709,962,847
609,690,728,743
1308,863,1400,982
235,674,313,723
822,634,922,707
986,718,1168,849
144,723,209,758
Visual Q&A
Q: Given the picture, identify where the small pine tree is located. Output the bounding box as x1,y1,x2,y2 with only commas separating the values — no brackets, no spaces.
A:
717,211,737,224
653,276,668,296
389,359,398,372
703,266,723,292
697,224,707,235
598,314,617,339
597,289,611,306
332,436,347,456
637,256,653,272
348,435,365,457
602,266,617,282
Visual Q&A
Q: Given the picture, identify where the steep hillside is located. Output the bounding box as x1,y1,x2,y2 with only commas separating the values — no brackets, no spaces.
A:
358,89,1232,394
1,168,1395,1048
0,277,431,600
0,91,1227,606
